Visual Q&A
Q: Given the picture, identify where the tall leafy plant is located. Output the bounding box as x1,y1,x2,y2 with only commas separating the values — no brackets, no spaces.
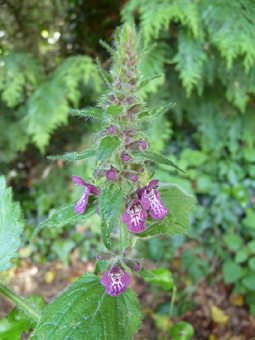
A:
0,24,195,339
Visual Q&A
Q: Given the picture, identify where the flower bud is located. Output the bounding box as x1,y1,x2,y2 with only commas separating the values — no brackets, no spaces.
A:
108,126,115,134
140,141,147,150
139,166,145,173
124,259,141,272
123,248,131,257
106,168,117,181
126,141,147,151
121,154,130,163
125,137,132,144
131,174,139,182
124,129,138,137
125,97,135,105
132,262,141,272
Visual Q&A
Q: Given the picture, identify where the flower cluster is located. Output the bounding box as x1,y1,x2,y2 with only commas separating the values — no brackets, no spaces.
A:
121,180,168,233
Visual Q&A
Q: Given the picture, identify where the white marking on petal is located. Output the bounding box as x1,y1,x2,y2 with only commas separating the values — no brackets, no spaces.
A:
144,189,167,219
127,204,145,231
108,270,125,296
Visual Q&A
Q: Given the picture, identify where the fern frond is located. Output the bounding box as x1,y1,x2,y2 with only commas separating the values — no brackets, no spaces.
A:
0,53,44,107
122,0,199,46
171,31,207,96
24,56,103,152
202,0,255,71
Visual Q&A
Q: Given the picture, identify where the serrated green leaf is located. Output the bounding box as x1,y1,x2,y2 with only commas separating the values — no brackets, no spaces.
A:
138,74,163,90
96,57,113,86
138,103,174,121
105,105,124,116
100,40,117,59
96,136,121,164
0,176,25,272
132,150,184,173
30,273,142,340
0,295,45,340
31,202,96,241
222,261,243,284
99,184,122,249
170,321,194,340
69,107,103,120
47,145,97,161
136,184,196,237
144,268,174,291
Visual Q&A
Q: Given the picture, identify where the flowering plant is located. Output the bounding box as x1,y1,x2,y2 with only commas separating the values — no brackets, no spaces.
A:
0,24,196,340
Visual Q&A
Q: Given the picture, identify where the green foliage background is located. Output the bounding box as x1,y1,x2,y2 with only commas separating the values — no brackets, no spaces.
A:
1,0,255,324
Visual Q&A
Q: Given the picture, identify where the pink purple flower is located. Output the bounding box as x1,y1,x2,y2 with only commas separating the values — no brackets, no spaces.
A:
108,126,115,134
131,174,139,182
121,154,130,163
72,176,100,215
121,199,148,233
100,266,131,296
139,180,168,220
106,169,117,181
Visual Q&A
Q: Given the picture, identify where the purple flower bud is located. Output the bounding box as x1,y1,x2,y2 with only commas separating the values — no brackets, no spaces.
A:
124,129,138,137
131,174,139,183
72,176,100,215
96,255,102,260
106,169,117,181
101,266,131,296
108,94,117,102
121,154,130,163
108,126,115,134
132,262,141,272
128,104,140,114
139,167,145,173
140,141,147,150
123,248,131,257
126,97,135,105
125,137,132,144
96,208,100,215
126,141,147,151
121,199,148,233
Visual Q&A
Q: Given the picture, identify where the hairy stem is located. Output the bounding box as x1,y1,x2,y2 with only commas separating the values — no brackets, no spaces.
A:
0,283,42,322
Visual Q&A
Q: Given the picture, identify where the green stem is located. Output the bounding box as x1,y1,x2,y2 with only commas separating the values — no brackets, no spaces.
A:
164,285,177,340
169,285,177,321
0,283,41,322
